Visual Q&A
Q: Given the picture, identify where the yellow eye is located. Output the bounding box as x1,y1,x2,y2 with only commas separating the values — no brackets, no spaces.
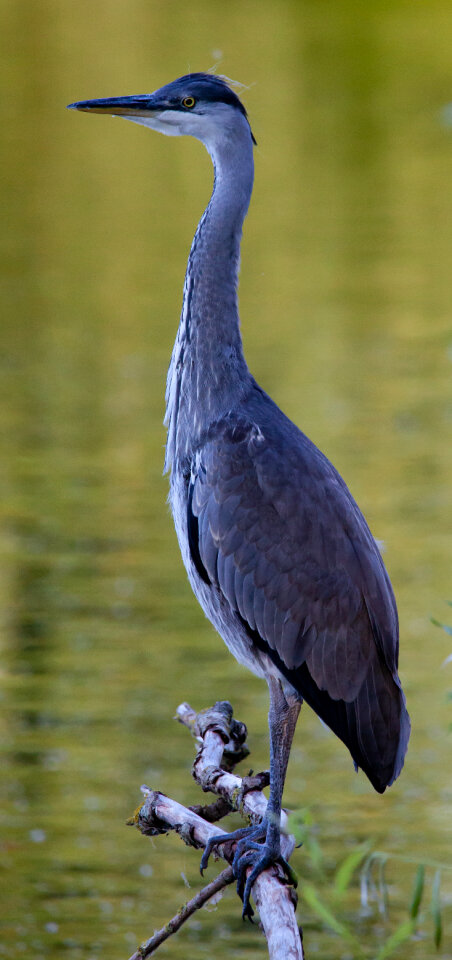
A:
182,96,196,109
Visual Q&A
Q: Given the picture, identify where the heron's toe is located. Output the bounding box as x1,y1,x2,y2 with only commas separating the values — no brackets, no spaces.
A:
199,832,227,874
233,828,297,918
240,848,278,917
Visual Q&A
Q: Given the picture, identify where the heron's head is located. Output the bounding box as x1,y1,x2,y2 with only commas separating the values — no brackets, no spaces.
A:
67,73,256,151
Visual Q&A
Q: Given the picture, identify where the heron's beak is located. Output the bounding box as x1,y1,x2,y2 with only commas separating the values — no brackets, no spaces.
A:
67,94,162,118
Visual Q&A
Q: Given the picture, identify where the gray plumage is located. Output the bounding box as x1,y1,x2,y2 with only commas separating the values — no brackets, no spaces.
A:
69,73,410,914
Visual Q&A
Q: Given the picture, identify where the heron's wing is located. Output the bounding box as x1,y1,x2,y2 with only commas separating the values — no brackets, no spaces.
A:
188,411,408,790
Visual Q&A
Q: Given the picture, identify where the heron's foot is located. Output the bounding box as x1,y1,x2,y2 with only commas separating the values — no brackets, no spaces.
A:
200,823,259,878
234,821,298,918
200,820,297,919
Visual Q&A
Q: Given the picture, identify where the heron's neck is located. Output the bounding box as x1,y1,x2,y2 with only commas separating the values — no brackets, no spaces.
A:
165,121,254,471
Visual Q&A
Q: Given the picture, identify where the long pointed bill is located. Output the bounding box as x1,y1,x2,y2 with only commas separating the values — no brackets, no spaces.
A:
67,95,162,118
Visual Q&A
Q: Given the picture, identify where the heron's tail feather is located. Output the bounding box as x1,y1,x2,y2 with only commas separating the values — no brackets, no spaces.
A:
287,653,410,793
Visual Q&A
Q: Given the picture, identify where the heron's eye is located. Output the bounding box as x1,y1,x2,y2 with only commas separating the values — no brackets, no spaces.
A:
182,96,196,109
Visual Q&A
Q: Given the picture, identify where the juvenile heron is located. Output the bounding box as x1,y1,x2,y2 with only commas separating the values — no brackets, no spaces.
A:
69,73,410,917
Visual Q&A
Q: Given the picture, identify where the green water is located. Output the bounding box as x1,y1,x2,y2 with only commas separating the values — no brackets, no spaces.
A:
1,2,451,957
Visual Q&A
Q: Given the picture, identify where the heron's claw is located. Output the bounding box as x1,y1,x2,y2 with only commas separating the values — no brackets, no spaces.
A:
200,824,259,875
200,819,297,919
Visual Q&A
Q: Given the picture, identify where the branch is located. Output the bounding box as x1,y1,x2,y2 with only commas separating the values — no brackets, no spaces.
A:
127,701,304,960
176,700,292,841
127,866,234,959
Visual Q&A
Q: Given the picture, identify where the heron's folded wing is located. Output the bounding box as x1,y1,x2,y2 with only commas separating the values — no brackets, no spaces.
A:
187,413,409,791
189,415,399,702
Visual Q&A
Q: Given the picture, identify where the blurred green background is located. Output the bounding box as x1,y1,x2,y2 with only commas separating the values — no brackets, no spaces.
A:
1,1,451,957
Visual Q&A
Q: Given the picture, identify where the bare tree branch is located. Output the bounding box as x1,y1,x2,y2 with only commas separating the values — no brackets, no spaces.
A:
127,866,234,959
127,701,304,960
176,700,291,838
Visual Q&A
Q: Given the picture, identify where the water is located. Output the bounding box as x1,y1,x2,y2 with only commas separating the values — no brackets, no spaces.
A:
1,2,451,957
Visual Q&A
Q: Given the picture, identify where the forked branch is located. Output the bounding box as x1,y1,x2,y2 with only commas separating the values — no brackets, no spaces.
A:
126,701,304,960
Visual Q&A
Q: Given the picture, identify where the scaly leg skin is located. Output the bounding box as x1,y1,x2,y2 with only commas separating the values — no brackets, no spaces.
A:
200,678,301,918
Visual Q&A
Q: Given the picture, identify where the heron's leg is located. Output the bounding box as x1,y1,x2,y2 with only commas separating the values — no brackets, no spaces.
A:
201,677,301,917
234,676,301,913
266,675,301,827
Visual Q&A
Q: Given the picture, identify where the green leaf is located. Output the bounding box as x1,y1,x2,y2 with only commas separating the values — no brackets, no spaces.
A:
287,808,324,871
305,834,324,871
431,617,452,637
334,843,372,897
302,882,364,956
431,869,442,948
409,863,425,919
287,807,312,844
375,919,415,959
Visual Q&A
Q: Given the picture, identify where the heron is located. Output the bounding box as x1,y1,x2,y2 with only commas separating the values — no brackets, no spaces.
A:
68,73,410,918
